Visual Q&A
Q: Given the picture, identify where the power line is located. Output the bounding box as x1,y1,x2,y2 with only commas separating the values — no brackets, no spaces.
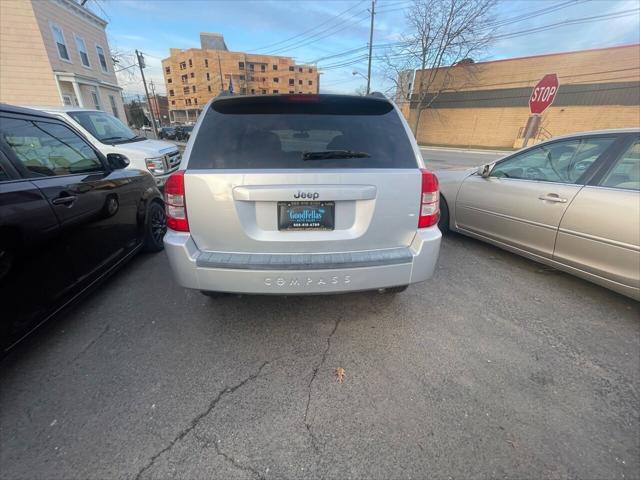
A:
313,0,591,66
267,8,371,55
250,1,366,53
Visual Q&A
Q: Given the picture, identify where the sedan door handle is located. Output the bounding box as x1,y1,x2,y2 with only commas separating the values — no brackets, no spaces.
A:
52,195,77,205
538,194,567,203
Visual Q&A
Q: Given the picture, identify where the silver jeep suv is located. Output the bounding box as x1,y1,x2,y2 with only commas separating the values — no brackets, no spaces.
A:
163,94,441,295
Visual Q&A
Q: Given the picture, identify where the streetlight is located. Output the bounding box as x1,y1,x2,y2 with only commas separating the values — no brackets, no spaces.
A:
352,71,368,82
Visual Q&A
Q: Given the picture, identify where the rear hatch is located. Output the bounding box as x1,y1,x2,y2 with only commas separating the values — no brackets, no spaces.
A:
184,94,424,254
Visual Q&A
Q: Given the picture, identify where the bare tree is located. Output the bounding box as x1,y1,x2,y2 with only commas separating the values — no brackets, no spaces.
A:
383,0,496,134
354,84,368,96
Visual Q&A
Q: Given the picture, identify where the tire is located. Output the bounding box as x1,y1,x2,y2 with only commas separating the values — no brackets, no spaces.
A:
143,201,166,253
381,285,408,294
200,290,231,298
438,195,450,233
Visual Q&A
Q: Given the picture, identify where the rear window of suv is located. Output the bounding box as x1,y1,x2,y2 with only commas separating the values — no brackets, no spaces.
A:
188,95,417,169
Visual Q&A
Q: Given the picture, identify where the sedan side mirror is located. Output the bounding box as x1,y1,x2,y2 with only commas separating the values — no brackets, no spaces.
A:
477,163,494,178
107,153,130,170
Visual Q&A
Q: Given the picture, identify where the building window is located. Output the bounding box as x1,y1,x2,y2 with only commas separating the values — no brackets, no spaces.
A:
180,62,186,70
273,89,279,94
181,74,188,83
289,66,294,72
206,72,210,81
171,100,175,105
298,80,302,85
183,86,190,94
96,45,108,72
239,74,245,81
272,64,278,70
108,95,119,118
169,89,174,96
190,72,195,78
208,85,212,92
165,66,171,74
62,95,72,106
289,79,294,86
250,76,255,82
261,89,266,94
309,68,313,73
192,85,196,93
299,67,303,72
308,80,313,85
273,77,279,83
194,98,198,105
251,89,255,94
240,87,246,94
204,59,208,67
289,90,294,94
239,61,245,70
91,89,101,110
186,98,191,106
50,23,70,61
260,64,266,72
74,35,90,68
167,78,172,84
188,59,192,67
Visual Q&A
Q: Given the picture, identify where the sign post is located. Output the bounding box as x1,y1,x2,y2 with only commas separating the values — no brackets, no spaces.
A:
523,73,559,147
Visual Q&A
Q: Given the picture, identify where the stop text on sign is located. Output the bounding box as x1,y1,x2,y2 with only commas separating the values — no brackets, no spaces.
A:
531,85,557,103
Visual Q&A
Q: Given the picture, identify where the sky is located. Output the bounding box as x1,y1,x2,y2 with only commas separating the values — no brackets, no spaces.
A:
86,0,640,98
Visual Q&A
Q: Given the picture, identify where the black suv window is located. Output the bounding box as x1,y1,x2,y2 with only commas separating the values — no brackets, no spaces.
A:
189,96,417,169
1,117,103,177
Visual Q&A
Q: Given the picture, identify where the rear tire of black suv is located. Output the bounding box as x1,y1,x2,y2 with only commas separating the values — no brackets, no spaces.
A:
143,201,166,253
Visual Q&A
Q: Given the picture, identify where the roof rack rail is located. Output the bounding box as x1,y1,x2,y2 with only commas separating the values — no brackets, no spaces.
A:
368,92,387,99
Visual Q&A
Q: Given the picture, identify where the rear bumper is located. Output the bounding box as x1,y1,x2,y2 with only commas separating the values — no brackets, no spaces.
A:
163,227,441,294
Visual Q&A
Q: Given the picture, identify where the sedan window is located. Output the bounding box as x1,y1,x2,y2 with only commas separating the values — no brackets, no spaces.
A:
599,140,640,191
491,137,616,183
1,118,103,177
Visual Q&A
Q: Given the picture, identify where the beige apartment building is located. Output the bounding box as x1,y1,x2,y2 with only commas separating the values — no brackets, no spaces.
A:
405,44,640,149
162,33,320,123
0,0,124,119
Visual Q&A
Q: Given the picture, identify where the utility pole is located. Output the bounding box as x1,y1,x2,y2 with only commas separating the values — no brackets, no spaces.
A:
217,53,224,92
366,0,376,94
149,80,160,127
135,49,158,137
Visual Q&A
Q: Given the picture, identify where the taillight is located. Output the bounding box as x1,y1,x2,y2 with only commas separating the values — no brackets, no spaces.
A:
164,170,189,232
418,169,439,228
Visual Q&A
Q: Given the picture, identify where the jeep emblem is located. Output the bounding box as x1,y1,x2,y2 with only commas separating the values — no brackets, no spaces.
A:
293,191,320,200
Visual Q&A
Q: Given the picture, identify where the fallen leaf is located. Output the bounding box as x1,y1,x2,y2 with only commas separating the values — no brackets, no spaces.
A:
335,367,345,383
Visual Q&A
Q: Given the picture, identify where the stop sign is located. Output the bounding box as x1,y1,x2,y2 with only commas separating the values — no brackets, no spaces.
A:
529,74,559,114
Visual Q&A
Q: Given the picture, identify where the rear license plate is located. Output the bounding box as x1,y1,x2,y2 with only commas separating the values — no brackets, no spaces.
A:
278,201,335,231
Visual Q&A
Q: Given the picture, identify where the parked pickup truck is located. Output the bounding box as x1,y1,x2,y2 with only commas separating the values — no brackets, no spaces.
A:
32,107,181,187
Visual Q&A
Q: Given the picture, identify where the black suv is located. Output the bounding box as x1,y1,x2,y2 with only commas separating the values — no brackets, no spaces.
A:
0,104,166,352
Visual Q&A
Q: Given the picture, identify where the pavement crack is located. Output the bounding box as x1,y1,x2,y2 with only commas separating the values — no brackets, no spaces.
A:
70,324,110,364
303,316,342,453
212,436,266,480
133,361,269,480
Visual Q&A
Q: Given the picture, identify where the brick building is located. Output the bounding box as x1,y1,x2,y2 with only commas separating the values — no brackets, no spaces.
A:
406,44,640,149
0,0,124,118
162,33,320,123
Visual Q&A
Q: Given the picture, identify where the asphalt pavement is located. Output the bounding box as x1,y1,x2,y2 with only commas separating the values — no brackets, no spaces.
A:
1,148,638,480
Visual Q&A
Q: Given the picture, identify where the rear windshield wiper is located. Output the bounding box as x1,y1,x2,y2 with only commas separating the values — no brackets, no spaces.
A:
303,150,371,160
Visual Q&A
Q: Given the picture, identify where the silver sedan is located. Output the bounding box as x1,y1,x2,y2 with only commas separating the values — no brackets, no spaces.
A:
437,129,639,300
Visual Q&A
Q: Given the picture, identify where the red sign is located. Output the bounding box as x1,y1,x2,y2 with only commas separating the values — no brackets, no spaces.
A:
529,74,559,114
